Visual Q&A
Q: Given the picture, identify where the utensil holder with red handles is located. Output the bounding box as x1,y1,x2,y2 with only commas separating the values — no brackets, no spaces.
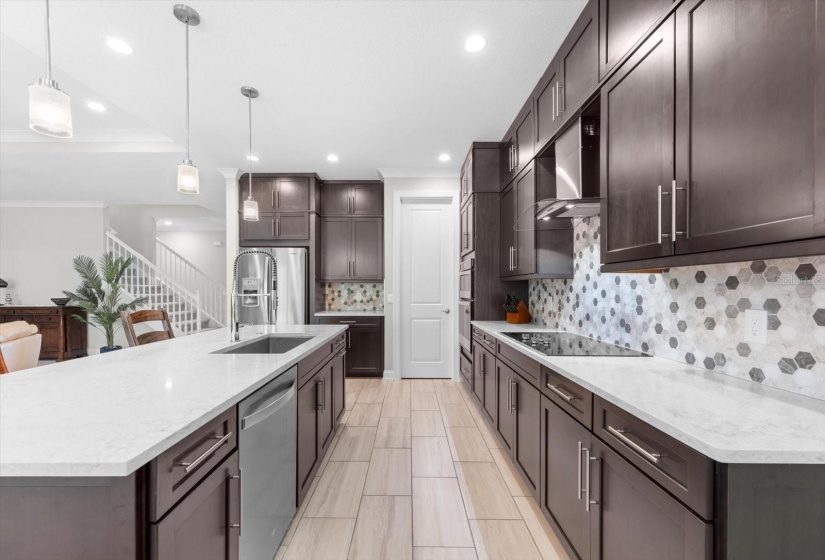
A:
506,301,532,324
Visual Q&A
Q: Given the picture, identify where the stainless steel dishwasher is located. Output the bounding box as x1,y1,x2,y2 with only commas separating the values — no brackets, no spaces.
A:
238,365,297,560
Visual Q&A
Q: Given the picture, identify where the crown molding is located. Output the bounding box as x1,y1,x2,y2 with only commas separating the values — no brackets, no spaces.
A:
0,200,108,208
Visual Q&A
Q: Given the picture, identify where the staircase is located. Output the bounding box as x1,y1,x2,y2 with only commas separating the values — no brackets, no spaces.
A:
106,231,227,336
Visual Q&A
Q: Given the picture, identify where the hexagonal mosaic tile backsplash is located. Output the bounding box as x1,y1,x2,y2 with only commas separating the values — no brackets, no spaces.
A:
324,283,384,311
529,217,825,401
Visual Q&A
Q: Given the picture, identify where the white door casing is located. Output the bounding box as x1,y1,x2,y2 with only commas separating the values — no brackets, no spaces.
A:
396,195,457,379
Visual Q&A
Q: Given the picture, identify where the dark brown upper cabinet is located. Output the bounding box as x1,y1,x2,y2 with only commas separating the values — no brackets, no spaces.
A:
558,0,599,124
500,183,517,277
320,217,351,281
241,213,310,243
501,99,535,189
672,0,825,255
274,177,310,211
238,174,317,245
599,0,674,78
321,182,383,217
460,198,475,257
535,58,562,153
600,16,675,265
319,217,384,281
461,143,501,208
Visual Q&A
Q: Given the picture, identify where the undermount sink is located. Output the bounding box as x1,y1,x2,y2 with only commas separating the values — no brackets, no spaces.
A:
215,335,313,355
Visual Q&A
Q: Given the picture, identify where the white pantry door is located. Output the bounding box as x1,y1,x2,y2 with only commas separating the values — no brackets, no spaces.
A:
399,199,455,378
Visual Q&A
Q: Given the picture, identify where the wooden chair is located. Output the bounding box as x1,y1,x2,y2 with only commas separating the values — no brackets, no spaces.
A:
121,309,176,347
0,349,8,374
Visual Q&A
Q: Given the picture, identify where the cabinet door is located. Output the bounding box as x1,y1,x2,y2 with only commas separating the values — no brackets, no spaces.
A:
151,450,239,560
500,186,516,277
460,154,473,206
599,0,673,77
513,376,540,499
559,0,599,119
352,218,383,280
500,132,517,188
535,59,562,152
297,377,320,502
240,177,275,212
460,350,473,390
541,397,592,560
472,343,484,404
275,213,309,240
321,183,351,216
318,366,335,454
515,103,535,171
37,320,60,360
351,184,383,216
514,164,536,276
589,439,713,560
482,347,497,426
460,199,475,257
674,0,824,254
601,17,675,264
240,214,276,244
333,351,346,424
320,218,351,281
274,177,310,211
496,360,516,454
458,300,472,355
347,326,383,376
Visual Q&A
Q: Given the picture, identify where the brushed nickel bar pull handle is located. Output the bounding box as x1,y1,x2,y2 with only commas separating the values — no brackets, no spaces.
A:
229,471,241,535
272,219,275,238
339,320,357,324
317,379,323,410
552,84,556,122
176,432,233,473
657,185,662,243
271,188,275,209
577,441,584,500
558,84,564,113
585,447,599,512
547,383,577,403
607,426,662,464
275,187,279,208
674,179,688,238
510,378,517,413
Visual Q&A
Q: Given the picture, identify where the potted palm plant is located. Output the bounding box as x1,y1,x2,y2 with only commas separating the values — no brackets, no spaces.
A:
63,253,148,353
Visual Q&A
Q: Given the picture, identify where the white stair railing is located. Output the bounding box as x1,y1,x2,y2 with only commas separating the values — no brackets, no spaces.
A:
155,238,227,327
105,230,203,336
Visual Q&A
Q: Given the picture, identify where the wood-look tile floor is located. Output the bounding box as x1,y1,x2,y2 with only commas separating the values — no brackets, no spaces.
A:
277,378,569,560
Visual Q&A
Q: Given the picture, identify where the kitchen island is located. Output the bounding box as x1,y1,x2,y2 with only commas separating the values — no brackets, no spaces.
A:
0,324,347,560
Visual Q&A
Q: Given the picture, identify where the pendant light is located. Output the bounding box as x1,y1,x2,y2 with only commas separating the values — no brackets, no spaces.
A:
241,86,260,221
29,0,72,138
174,4,200,194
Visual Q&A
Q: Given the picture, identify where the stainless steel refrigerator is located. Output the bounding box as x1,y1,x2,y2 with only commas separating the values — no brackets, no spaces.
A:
234,248,307,326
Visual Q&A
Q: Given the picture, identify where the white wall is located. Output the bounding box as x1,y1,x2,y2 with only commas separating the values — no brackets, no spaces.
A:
156,230,227,286
382,177,460,375
0,205,115,350
108,205,158,261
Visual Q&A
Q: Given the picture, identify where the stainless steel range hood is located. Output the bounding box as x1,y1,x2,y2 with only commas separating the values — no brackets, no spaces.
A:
535,116,600,221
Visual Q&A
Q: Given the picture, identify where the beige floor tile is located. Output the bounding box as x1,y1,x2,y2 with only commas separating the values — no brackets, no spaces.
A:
411,391,440,411
346,378,367,392
514,497,570,560
440,403,477,427
357,383,387,404
274,545,288,560
282,476,320,545
374,417,412,448
431,379,454,389
304,461,369,518
284,517,356,560
364,448,412,495
331,427,377,461
410,379,435,392
413,548,478,560
455,462,521,520
436,385,465,404
474,415,503,449
469,520,542,560
412,437,455,477
446,427,494,462
345,391,359,411
411,410,446,437
490,447,531,497
348,403,382,427
385,381,411,399
317,436,340,476
348,495,413,560
381,397,411,418
412,478,474,547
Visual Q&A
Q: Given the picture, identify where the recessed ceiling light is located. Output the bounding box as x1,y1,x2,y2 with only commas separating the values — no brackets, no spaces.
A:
163,220,173,226
327,154,339,162
106,38,133,55
438,153,451,162
86,101,106,112
464,35,487,53
247,155,259,162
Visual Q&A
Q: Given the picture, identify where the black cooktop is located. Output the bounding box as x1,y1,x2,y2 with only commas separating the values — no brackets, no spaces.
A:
503,332,649,357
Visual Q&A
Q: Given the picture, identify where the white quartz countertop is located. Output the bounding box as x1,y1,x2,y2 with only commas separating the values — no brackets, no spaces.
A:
0,324,346,478
315,310,384,317
472,321,825,464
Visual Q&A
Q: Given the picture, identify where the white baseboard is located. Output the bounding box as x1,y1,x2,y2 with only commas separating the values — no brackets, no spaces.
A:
382,370,399,381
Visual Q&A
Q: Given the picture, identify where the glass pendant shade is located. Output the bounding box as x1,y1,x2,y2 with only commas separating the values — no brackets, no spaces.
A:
177,162,200,194
243,198,259,221
28,81,72,138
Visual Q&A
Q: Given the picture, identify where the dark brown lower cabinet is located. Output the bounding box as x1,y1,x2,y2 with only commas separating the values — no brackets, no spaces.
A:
460,350,473,389
472,342,496,424
317,362,335,455
150,450,240,560
471,342,484,404
297,376,320,504
513,376,540,499
496,360,516,454
332,349,346,424
316,317,384,377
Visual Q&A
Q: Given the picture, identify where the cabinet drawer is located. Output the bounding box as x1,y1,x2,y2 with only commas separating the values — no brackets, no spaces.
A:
541,366,593,430
148,407,237,522
594,396,714,520
316,316,382,328
32,315,60,324
460,350,473,385
471,328,496,352
496,339,541,385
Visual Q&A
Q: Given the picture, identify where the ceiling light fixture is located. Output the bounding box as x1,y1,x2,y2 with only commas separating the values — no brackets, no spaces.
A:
327,154,339,163
86,101,106,112
174,4,200,195
247,155,259,162
163,220,173,226
241,86,260,221
28,0,72,138
438,153,451,162
106,37,133,55
464,35,487,53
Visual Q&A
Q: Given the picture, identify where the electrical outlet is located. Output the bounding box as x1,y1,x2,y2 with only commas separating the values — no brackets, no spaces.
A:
744,309,767,344
386,293,394,304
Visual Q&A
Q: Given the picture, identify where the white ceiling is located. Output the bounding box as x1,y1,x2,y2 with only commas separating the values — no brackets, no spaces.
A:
0,0,586,213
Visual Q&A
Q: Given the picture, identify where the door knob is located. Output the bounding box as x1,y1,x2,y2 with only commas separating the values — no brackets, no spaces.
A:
442,309,451,314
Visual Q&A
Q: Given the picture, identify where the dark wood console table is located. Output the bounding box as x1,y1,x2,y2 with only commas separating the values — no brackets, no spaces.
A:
0,306,87,361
